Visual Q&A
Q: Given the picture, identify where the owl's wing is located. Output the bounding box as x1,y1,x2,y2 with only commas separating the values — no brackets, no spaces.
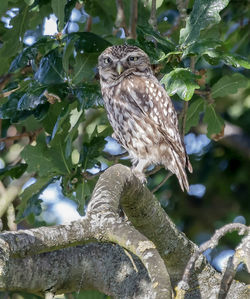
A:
121,75,192,172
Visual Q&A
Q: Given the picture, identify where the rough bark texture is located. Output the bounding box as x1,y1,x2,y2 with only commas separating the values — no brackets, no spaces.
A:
0,164,249,298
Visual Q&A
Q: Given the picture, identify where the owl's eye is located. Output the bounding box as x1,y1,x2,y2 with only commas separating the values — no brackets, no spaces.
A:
103,57,112,64
128,56,138,62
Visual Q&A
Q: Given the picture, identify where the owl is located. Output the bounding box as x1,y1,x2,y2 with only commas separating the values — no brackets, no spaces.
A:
98,45,192,191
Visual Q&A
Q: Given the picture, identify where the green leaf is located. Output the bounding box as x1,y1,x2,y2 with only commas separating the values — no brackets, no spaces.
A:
17,82,47,111
16,177,53,222
0,164,27,180
185,98,204,133
182,39,222,58
180,0,229,47
72,53,98,84
41,101,67,134
0,3,29,74
65,109,85,158
81,137,106,170
137,25,175,52
211,73,249,98
72,32,111,53
51,0,67,31
9,37,55,72
62,38,75,74
160,68,200,101
21,131,72,177
35,49,65,84
74,83,102,109
83,0,116,35
0,0,8,16
0,92,33,122
222,53,250,69
21,141,56,176
203,104,224,137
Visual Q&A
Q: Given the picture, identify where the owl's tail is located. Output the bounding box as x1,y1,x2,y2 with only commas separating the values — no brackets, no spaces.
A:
165,152,191,192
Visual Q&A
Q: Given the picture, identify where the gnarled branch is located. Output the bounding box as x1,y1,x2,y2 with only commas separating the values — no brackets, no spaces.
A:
0,165,249,298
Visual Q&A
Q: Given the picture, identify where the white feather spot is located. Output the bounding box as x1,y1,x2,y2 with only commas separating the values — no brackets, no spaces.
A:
168,128,174,137
149,87,153,93
160,143,167,151
151,83,154,87
149,100,153,108
147,126,153,133
163,109,168,116
153,115,158,122
158,91,162,97
168,107,173,114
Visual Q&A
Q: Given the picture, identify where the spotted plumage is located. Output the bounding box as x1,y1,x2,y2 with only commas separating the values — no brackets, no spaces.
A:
98,45,192,191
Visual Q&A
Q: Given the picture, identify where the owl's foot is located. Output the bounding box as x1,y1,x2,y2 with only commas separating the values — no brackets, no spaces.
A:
131,159,149,185
132,169,147,184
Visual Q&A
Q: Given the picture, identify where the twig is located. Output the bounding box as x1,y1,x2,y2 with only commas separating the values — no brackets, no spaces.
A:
218,234,250,299
190,56,196,71
103,151,128,162
0,86,19,98
218,255,236,299
115,0,129,36
82,169,105,180
0,74,12,91
151,172,173,193
0,128,43,143
0,173,33,218
177,223,249,294
176,0,189,22
194,90,210,96
145,165,163,176
85,16,92,32
148,0,157,31
7,204,17,231
129,0,138,39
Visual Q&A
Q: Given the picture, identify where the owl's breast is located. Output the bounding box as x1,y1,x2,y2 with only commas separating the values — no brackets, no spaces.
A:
102,83,162,159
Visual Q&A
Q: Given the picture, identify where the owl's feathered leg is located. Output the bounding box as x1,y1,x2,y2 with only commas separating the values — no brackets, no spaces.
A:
132,159,149,184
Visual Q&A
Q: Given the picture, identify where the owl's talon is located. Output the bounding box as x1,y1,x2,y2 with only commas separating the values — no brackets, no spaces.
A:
132,170,147,185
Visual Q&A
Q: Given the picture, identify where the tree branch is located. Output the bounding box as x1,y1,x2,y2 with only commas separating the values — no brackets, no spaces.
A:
115,0,129,36
129,0,138,39
0,165,249,298
0,173,32,218
148,0,157,31
0,128,43,143
177,223,249,298
2,243,154,298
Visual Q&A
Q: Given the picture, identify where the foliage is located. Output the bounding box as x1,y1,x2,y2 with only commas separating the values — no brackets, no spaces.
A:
0,0,250,295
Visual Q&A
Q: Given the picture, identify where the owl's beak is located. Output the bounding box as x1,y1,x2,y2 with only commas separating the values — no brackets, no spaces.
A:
116,62,124,75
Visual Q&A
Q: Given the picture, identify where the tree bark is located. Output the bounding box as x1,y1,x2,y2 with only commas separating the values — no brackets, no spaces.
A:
0,164,249,298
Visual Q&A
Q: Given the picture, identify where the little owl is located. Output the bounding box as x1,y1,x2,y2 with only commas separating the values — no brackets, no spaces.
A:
98,45,192,191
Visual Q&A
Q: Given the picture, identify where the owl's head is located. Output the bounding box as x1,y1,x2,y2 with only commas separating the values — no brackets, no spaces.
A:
98,45,152,84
